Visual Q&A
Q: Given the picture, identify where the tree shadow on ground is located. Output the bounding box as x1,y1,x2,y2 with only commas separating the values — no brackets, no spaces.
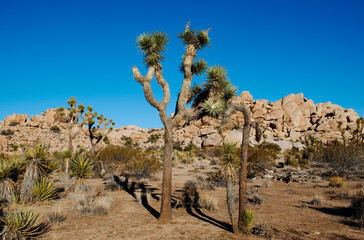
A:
113,175,160,219
186,207,232,232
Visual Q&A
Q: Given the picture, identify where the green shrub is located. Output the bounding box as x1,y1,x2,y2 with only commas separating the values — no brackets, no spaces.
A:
247,146,276,178
97,145,161,179
50,125,61,133
1,129,14,136
329,176,345,187
241,209,255,232
33,177,59,201
146,134,160,144
0,208,49,239
9,121,19,127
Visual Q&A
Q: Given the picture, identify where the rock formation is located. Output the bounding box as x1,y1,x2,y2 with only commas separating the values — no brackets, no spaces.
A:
0,92,361,154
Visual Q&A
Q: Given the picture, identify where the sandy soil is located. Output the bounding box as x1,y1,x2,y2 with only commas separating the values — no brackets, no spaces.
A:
37,163,363,240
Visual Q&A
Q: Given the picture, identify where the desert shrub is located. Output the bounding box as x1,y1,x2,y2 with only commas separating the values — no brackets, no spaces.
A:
241,209,255,232
1,129,14,136
0,208,49,239
173,142,183,151
77,195,113,216
57,173,75,191
309,194,323,206
248,191,264,205
312,139,364,177
46,211,66,223
33,177,59,201
104,180,120,191
97,145,161,179
198,191,219,211
252,224,273,239
121,136,139,148
351,191,364,228
9,121,19,127
257,142,281,156
183,180,199,209
50,125,60,133
145,134,160,144
175,151,194,164
247,145,276,178
329,176,345,187
92,206,108,216
0,157,23,203
206,172,225,187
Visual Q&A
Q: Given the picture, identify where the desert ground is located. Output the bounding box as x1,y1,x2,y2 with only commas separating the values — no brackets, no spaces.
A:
31,161,364,240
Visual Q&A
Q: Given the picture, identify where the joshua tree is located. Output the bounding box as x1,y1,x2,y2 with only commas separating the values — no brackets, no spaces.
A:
56,97,87,155
220,142,239,233
189,65,252,233
84,106,115,157
132,22,210,221
56,97,88,177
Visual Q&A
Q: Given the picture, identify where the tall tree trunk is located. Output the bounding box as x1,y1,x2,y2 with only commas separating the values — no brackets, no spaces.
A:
238,109,251,232
226,180,238,234
159,120,173,222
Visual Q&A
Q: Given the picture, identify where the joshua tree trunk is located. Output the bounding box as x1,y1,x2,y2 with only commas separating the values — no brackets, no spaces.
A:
159,119,173,221
226,180,238,233
221,102,251,233
238,105,251,232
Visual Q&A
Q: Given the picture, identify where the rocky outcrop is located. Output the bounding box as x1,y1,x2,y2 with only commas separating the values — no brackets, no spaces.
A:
0,92,362,154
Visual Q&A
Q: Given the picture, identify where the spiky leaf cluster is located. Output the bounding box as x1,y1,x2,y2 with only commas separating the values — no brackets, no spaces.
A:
33,177,59,202
70,155,94,183
137,32,168,68
23,144,59,176
0,208,49,239
203,99,224,117
190,65,237,117
178,28,210,50
220,142,239,180
0,157,25,182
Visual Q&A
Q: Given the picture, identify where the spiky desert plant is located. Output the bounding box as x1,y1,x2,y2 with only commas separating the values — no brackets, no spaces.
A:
20,143,59,202
220,141,239,234
0,157,25,203
33,177,59,202
241,209,255,233
0,208,49,239
70,154,94,185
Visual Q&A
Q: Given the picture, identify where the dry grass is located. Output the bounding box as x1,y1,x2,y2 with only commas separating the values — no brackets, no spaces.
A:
329,176,345,187
199,190,219,211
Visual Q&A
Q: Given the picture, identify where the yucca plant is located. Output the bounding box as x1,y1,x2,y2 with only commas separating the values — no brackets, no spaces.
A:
0,157,25,203
21,143,59,202
0,208,49,239
220,141,239,234
33,177,59,202
241,209,255,233
70,154,94,185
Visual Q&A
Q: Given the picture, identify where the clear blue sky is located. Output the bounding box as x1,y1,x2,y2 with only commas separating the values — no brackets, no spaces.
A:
1,0,363,128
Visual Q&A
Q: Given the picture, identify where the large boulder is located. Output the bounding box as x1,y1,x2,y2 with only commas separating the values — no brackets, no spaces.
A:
4,114,28,126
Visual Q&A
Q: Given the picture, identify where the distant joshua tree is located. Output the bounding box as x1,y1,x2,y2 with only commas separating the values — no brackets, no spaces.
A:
84,106,115,158
56,97,87,155
132,22,210,221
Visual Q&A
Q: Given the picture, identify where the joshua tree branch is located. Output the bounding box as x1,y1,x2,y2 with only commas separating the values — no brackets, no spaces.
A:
133,66,163,111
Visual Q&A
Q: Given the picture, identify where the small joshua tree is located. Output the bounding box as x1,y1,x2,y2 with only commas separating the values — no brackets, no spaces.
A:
56,97,87,155
189,65,252,233
132,22,210,221
220,142,239,233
